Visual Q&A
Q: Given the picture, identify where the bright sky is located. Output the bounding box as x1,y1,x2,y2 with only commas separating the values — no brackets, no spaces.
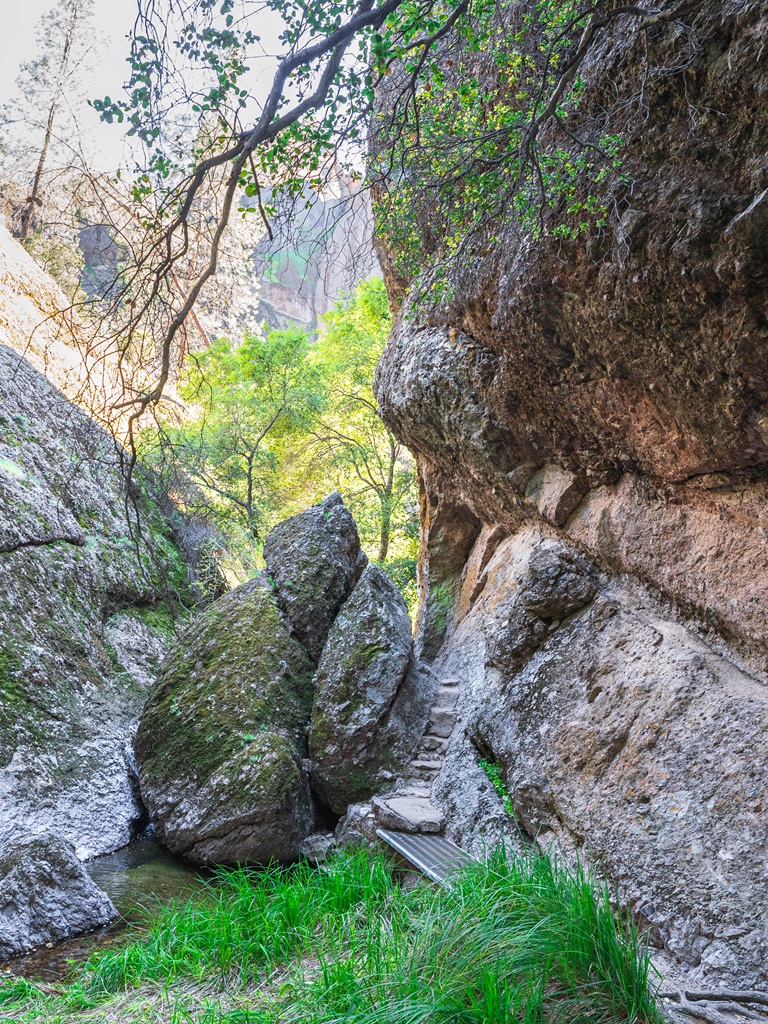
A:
1,0,287,171
1,0,138,167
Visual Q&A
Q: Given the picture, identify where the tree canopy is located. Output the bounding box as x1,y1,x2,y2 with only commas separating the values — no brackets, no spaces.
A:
86,0,705,431
145,278,418,595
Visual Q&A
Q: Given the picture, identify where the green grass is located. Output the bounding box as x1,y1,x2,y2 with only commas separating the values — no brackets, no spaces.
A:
0,845,663,1024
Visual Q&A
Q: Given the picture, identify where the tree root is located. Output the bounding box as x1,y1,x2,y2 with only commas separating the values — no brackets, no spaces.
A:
661,990,768,1024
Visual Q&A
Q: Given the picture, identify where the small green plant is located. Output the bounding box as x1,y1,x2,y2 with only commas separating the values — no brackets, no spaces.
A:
479,757,516,816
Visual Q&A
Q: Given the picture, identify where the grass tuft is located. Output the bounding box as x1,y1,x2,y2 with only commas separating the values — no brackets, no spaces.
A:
0,843,663,1024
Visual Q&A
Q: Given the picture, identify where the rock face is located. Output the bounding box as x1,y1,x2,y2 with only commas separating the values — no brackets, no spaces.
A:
372,0,768,991
136,496,425,864
310,564,430,813
134,579,316,866
0,832,116,959
425,526,768,988
0,226,204,860
264,491,367,660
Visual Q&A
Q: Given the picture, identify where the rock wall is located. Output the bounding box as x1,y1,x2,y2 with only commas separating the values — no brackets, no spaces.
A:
0,226,201,860
374,0,768,989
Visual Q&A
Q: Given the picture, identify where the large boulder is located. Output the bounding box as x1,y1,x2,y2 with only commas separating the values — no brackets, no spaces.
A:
0,224,198,861
309,563,431,814
263,492,366,661
134,579,316,866
0,832,116,959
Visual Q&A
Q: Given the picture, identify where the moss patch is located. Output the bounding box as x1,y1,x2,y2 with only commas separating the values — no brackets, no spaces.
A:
135,579,315,792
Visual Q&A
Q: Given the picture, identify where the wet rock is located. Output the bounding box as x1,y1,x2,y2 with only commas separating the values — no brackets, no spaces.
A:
134,579,316,866
0,832,116,959
263,492,367,661
309,564,432,814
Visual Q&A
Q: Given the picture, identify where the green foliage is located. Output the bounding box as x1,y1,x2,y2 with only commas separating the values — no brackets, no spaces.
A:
378,555,418,617
144,327,324,552
308,278,418,564
2,845,662,1024
92,0,624,265
479,757,515,816
145,279,418,586
372,1,628,283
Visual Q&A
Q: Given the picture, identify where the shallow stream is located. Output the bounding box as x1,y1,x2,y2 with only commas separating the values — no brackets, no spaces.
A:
2,826,205,982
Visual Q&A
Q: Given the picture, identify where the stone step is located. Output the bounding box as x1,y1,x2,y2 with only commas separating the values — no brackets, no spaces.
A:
418,735,449,755
372,795,445,834
437,685,460,709
409,759,443,782
427,708,457,737
395,783,432,797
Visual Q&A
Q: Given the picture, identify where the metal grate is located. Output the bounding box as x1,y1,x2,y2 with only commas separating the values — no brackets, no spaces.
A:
376,829,476,885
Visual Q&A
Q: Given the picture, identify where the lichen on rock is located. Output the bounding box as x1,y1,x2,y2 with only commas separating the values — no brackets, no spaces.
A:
134,578,316,865
309,563,432,814
263,491,367,661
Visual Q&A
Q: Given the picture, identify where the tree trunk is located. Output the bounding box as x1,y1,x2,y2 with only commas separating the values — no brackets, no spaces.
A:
377,505,391,563
377,435,397,562
20,0,80,240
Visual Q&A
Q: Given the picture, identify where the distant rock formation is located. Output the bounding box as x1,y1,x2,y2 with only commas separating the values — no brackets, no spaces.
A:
250,173,380,333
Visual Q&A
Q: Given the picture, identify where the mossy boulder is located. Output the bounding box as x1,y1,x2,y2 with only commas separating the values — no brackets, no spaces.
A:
309,564,432,814
134,578,316,865
263,492,367,661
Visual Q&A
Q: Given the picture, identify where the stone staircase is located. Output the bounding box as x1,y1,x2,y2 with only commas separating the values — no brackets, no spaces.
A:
372,678,460,834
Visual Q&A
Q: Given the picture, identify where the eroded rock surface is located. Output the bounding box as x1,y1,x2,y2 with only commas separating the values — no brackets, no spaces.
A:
430,526,768,988
371,0,768,990
0,263,198,858
263,491,367,660
310,563,430,813
134,579,316,865
0,832,116,959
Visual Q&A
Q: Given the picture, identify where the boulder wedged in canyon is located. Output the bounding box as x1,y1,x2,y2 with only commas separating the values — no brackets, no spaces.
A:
309,563,431,814
135,496,423,863
134,578,316,866
263,491,367,661
0,832,116,960
372,0,768,990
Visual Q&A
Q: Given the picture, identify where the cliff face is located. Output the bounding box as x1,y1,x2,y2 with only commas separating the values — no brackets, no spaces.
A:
0,226,198,860
374,0,768,988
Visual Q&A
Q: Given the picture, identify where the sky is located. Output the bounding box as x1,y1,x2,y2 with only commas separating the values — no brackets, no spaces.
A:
1,0,138,167
0,0,287,171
